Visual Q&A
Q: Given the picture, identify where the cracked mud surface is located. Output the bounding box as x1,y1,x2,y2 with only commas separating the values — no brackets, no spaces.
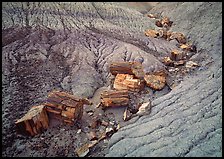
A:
2,2,222,157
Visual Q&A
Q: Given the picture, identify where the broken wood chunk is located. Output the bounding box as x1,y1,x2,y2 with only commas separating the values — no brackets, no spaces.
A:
109,62,144,79
170,32,187,44
144,72,166,90
145,29,160,38
101,97,129,107
15,105,49,136
171,49,186,61
113,74,144,92
161,16,173,28
162,56,174,66
180,43,197,52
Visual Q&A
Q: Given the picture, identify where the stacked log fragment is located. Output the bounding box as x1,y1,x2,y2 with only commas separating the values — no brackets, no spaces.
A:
15,105,49,136
113,74,144,92
44,90,92,125
100,90,129,107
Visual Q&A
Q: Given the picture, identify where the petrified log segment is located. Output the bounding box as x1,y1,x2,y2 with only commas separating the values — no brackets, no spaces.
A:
44,90,91,124
101,90,129,107
109,62,144,79
113,74,144,92
15,105,49,136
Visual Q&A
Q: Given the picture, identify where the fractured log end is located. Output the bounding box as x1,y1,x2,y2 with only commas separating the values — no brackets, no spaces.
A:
15,105,49,136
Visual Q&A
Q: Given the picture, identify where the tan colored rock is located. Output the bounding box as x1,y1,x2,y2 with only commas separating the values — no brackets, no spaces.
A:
170,32,187,44
162,56,174,66
144,71,166,90
145,29,160,38
171,49,186,61
161,16,173,28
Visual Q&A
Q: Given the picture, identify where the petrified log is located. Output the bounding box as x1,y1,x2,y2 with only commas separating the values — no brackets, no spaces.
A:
101,90,130,107
109,62,144,79
144,71,167,90
113,74,144,92
44,90,90,124
15,105,49,136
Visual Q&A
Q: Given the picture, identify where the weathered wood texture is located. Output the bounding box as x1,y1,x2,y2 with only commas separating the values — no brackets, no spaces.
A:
101,90,129,107
113,74,144,92
109,62,145,79
44,90,90,124
15,105,49,136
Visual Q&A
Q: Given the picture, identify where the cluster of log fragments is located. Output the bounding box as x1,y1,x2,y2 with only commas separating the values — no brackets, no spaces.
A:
145,14,198,72
15,91,92,136
15,14,198,138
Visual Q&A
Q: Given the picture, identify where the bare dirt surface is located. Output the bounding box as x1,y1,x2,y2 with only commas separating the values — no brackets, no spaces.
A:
2,2,222,157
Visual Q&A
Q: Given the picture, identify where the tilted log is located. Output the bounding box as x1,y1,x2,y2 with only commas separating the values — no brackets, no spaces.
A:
15,105,49,136
109,62,144,79
113,74,144,92
100,90,129,98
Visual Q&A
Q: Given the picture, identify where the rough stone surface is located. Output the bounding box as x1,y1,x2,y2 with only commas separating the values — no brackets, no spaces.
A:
2,2,222,157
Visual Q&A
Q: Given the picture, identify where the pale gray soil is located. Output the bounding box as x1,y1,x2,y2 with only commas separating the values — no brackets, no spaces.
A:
2,2,222,157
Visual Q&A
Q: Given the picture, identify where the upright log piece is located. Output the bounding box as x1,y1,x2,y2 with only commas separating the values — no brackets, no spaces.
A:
15,105,49,136
45,90,91,124
109,62,144,79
